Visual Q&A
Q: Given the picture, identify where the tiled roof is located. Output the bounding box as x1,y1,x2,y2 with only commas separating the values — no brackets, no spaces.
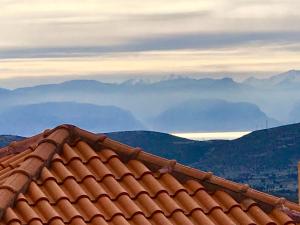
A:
0,125,299,225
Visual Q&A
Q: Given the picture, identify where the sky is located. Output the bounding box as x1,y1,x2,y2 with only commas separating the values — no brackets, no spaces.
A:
1,0,300,80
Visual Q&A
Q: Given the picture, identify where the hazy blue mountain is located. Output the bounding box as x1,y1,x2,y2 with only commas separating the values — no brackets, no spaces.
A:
145,77,246,91
151,99,280,132
271,70,300,86
0,77,254,119
244,70,300,89
0,87,11,98
0,88,10,94
14,80,117,94
242,70,300,121
15,77,241,94
0,102,144,136
289,102,300,123
0,73,299,123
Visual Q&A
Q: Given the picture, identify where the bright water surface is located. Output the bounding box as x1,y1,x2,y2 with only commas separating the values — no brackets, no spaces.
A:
171,131,251,141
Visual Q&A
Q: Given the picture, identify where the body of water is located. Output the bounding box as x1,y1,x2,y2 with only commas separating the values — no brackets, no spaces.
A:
172,131,251,141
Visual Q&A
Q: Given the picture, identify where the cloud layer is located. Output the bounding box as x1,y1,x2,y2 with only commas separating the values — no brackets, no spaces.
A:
1,0,300,78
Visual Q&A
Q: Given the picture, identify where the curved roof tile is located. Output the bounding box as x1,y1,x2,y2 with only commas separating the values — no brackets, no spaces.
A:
0,124,298,225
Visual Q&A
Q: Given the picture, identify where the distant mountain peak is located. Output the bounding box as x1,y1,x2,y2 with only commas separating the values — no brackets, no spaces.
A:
121,78,148,86
243,69,300,88
270,70,300,86
286,69,300,73
220,77,234,83
61,79,106,85
272,69,300,79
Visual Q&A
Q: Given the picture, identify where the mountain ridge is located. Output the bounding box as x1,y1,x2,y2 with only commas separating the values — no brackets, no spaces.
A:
151,99,280,132
107,123,300,201
243,70,300,88
0,70,300,124
0,102,144,136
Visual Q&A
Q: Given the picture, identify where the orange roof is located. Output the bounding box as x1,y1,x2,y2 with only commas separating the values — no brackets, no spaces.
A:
0,124,299,225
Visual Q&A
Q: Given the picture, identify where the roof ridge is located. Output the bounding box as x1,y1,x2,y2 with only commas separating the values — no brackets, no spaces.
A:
0,124,299,220
0,133,43,158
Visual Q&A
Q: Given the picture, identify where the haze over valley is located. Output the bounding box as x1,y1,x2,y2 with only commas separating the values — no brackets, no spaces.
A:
0,70,299,136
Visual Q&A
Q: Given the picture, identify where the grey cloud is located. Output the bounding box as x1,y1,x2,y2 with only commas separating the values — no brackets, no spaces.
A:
124,10,212,21
20,10,211,26
120,31,300,51
1,31,300,59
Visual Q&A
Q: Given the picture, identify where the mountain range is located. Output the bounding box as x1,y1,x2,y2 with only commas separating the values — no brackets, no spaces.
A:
0,99,279,135
244,70,300,89
0,70,299,133
290,102,300,123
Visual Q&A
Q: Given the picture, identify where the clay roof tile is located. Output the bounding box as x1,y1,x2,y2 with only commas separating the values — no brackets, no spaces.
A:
0,124,297,225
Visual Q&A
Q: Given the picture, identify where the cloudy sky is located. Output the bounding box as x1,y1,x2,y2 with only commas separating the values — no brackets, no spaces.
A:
1,0,300,79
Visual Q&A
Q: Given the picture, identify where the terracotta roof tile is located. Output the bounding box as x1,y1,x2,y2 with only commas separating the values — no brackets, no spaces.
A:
0,124,298,225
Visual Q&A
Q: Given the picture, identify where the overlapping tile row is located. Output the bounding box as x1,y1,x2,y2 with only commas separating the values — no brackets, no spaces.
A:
0,141,296,225
0,148,33,184
99,138,294,210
